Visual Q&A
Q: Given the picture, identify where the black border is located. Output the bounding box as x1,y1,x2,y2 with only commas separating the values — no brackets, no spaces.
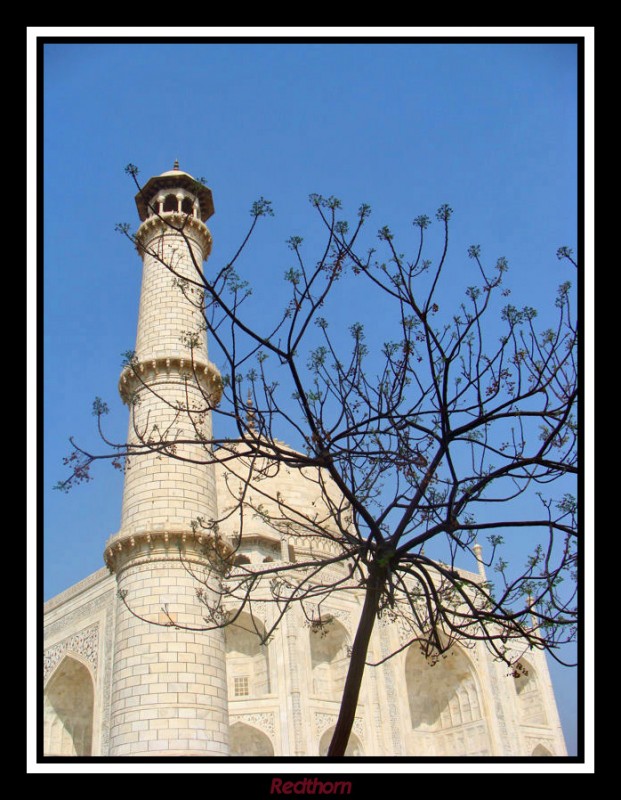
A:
35,30,589,775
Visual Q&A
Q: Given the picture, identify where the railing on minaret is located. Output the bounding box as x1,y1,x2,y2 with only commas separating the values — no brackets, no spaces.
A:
104,165,230,757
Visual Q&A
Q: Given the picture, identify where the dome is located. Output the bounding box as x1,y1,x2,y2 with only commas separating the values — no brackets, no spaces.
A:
134,165,214,222
159,168,194,179
213,440,352,559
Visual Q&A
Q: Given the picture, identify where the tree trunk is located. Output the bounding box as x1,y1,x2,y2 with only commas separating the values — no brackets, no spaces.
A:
327,565,385,756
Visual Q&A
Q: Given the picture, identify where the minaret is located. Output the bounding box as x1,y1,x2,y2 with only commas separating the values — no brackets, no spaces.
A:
104,164,229,756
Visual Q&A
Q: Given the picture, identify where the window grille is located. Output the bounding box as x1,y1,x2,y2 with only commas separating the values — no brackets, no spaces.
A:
234,676,249,697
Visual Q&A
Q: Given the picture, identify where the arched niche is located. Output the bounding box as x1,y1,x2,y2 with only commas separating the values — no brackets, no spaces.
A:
532,743,553,756
44,655,94,756
225,612,271,698
229,722,274,756
319,726,363,756
162,194,178,212
309,618,349,700
513,659,548,725
405,644,490,756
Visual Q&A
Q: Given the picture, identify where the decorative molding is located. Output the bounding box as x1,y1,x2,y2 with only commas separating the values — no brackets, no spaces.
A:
134,213,212,259
44,624,99,682
118,355,222,406
103,528,232,574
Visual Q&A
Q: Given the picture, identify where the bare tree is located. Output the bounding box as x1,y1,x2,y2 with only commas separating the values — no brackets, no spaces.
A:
57,165,578,756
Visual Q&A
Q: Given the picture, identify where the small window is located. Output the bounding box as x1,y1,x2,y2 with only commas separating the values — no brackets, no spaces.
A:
181,197,194,214
234,676,249,697
234,554,251,566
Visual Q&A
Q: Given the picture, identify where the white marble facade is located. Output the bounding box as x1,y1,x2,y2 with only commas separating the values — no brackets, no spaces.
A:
43,559,566,757
44,166,567,758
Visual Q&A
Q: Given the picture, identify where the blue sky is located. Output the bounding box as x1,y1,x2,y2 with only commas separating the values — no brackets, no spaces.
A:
40,37,582,757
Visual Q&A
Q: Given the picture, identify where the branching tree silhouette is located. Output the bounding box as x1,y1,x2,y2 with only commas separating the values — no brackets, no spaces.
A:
57,164,578,757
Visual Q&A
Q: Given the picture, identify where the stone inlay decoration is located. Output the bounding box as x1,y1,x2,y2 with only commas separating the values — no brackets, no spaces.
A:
44,624,99,682
378,621,403,755
486,659,513,755
313,711,364,740
231,711,276,738
305,603,352,630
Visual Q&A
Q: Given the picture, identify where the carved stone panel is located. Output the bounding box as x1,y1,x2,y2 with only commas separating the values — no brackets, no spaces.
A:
230,711,276,738
44,624,99,682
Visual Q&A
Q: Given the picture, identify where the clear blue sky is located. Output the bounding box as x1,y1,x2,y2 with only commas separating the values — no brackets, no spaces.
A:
41,38,581,756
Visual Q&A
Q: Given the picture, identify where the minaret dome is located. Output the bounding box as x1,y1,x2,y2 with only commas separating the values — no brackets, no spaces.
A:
134,163,215,222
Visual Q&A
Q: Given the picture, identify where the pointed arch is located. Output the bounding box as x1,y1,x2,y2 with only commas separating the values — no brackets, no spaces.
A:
309,617,349,700
44,655,94,756
532,743,553,756
513,658,548,725
404,644,490,756
319,726,363,756
225,611,271,697
229,722,274,756
162,194,177,212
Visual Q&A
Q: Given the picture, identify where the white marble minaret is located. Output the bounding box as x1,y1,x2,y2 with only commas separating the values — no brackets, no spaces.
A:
104,163,229,756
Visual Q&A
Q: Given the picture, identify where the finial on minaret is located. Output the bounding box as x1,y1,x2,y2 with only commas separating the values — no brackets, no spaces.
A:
246,390,257,436
173,159,180,170
473,541,486,581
